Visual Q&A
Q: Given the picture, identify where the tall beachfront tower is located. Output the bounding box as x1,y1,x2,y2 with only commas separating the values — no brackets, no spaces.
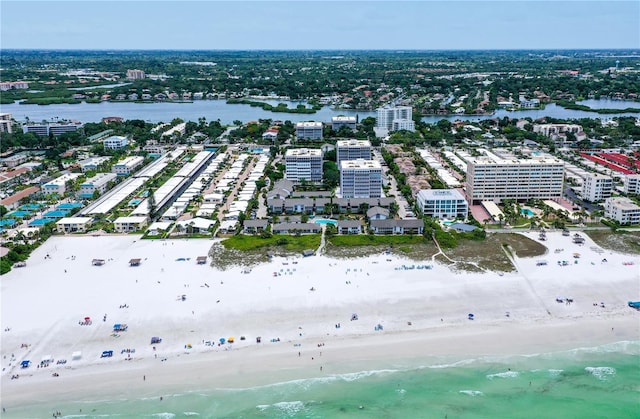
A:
340,159,382,198
465,156,564,204
285,148,323,183
336,139,372,167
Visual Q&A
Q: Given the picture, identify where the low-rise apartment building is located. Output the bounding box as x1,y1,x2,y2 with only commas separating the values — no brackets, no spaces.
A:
79,172,117,198
623,174,640,195
103,135,129,150
416,189,468,219
42,173,81,195
112,156,144,176
114,216,148,232
56,217,93,233
604,197,640,224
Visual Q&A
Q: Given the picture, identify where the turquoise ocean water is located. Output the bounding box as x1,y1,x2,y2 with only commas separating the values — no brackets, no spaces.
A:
7,341,639,419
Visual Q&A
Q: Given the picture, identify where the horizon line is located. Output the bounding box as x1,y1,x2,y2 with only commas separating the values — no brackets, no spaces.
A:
2,48,639,53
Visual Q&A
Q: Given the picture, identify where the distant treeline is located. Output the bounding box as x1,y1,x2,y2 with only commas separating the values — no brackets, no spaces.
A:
226,99,322,114
556,100,640,114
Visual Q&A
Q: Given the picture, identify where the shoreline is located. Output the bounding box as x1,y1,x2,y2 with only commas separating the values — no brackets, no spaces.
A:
1,231,639,412
3,315,637,409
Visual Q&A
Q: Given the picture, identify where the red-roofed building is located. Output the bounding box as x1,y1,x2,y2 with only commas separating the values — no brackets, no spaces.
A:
0,186,40,210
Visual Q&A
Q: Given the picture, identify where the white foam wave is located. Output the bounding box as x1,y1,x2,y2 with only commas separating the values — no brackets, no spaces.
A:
425,358,478,369
257,401,306,416
150,414,176,419
183,413,200,417
459,390,484,396
585,366,616,381
548,369,563,377
487,371,519,379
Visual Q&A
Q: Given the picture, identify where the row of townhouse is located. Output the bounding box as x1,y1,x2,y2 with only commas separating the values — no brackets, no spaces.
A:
241,217,423,236
267,196,395,215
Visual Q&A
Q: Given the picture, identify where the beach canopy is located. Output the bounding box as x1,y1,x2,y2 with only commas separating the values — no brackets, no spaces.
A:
42,355,53,363
72,351,82,360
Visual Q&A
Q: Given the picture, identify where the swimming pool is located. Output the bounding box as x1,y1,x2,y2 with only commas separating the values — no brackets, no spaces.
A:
314,219,337,226
521,208,535,217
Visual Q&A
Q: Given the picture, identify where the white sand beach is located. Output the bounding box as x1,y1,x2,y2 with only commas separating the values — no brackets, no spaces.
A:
1,231,639,410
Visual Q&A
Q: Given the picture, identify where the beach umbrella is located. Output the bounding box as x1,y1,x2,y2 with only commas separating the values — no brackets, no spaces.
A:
228,337,235,343
468,313,474,320
219,338,225,344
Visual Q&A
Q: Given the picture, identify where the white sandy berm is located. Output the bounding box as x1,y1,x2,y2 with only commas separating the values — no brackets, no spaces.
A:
1,231,639,408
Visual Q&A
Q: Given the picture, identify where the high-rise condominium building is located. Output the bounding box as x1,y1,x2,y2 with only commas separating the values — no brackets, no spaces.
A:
582,173,613,202
295,122,323,140
285,148,323,183
465,157,564,204
336,139,372,167
376,105,415,132
340,159,382,198
126,69,146,80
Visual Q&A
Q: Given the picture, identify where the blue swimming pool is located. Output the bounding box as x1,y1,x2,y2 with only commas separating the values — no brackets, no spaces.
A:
314,219,337,226
521,208,535,217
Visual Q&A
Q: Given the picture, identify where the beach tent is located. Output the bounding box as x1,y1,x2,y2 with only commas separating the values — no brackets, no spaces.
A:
151,337,162,344
72,351,82,360
21,360,31,368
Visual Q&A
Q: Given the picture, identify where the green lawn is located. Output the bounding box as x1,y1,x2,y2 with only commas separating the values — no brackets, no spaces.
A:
221,234,321,252
328,234,428,246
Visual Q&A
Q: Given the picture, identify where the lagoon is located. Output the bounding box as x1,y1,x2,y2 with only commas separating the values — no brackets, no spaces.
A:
0,100,375,125
1,100,638,127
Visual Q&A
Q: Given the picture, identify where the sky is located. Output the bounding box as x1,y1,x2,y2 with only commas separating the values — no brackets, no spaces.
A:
1,1,639,50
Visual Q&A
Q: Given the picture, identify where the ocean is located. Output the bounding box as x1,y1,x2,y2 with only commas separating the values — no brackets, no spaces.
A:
7,341,639,419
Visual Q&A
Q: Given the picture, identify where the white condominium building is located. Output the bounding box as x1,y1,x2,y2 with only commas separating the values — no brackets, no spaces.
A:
331,116,357,131
103,135,129,150
465,157,564,204
79,172,117,198
416,189,468,219
126,69,146,80
336,139,372,166
295,122,323,140
604,197,640,225
376,105,415,132
340,159,382,198
42,173,81,195
533,123,582,137
623,174,640,195
285,148,323,183
582,173,613,202
0,113,13,133
112,156,144,176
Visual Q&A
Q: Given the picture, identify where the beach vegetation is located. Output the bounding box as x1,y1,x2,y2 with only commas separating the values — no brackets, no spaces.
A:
328,235,427,246
222,234,321,252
